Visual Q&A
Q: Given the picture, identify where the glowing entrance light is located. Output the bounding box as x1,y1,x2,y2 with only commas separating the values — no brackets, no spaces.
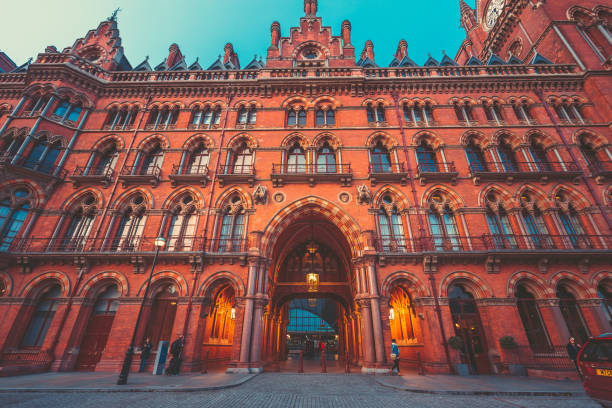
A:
389,308,395,321
230,307,236,320
307,273,319,292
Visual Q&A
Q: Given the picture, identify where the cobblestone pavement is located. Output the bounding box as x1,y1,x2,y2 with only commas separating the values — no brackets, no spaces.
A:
0,374,600,408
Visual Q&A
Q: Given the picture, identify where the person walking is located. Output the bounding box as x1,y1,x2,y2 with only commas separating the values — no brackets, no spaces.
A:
166,334,184,375
391,339,400,375
139,337,153,373
566,337,582,379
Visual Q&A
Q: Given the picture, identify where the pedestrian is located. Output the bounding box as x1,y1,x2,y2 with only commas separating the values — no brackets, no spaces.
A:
139,337,152,373
166,334,184,375
566,337,582,379
391,338,400,375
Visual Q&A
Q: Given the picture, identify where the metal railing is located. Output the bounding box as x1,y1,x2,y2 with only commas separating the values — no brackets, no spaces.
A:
71,165,114,179
120,164,161,178
416,161,457,174
0,349,53,371
469,161,579,175
510,345,574,371
271,163,351,175
11,157,67,179
219,164,254,175
587,161,612,175
205,238,247,253
170,163,209,176
369,162,407,174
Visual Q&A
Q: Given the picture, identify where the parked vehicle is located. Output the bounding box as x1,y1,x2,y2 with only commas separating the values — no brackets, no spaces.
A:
577,333,612,407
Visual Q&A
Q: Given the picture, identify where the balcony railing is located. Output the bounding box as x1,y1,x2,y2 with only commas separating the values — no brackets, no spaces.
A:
588,161,612,179
374,233,612,253
118,165,161,186
270,163,352,187
217,164,255,187
70,165,114,187
416,162,458,184
10,236,206,253
368,162,409,186
205,238,248,253
8,157,67,180
469,161,581,181
169,164,209,186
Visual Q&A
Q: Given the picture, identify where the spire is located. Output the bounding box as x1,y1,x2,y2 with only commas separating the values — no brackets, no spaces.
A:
166,43,184,69
304,0,317,17
459,0,476,31
395,39,408,60
109,7,121,21
459,0,472,15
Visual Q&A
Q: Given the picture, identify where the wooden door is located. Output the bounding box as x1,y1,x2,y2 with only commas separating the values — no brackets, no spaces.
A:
76,314,115,370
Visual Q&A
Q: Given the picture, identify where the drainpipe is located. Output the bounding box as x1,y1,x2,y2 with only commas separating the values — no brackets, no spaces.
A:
392,92,453,374
536,89,612,234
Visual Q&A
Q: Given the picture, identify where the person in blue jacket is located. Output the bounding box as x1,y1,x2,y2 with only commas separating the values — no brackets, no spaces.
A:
391,339,400,375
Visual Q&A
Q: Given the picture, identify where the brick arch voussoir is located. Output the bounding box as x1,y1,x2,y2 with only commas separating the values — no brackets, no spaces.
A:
507,271,552,298
439,271,493,299
381,271,430,298
0,271,14,297
112,187,154,210
214,186,253,210
91,134,125,151
550,271,593,298
162,186,205,210
78,271,129,298
198,271,246,298
137,133,170,150
19,271,71,298
372,185,410,211
182,133,214,150
592,271,612,290
137,270,188,298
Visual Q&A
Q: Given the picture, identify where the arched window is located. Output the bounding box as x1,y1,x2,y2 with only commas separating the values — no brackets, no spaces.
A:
286,142,306,173
316,142,336,173
106,108,137,130
378,195,406,251
315,108,335,127
165,194,197,251
520,193,552,249
65,104,82,124
217,195,245,252
454,102,474,124
0,188,31,251
554,100,585,125
484,193,516,249
208,285,236,343
24,95,49,116
465,139,488,172
557,284,589,344
416,140,438,172
366,103,385,124
287,107,306,127
237,106,257,127
109,194,146,252
90,143,119,176
192,107,221,129
22,137,62,173
555,192,589,249
483,101,504,125
230,142,253,174
21,285,62,348
0,132,25,161
53,100,70,118
528,139,551,171
515,284,551,352
512,101,534,125
58,194,96,251
139,143,163,175
389,287,418,343
428,194,460,251
147,106,178,130
186,142,209,174
497,137,518,172
370,141,392,173
144,285,178,348
578,136,602,171
404,103,433,126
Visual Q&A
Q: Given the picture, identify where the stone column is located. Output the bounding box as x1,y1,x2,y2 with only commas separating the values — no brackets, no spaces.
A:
358,299,376,369
249,297,267,371
238,259,258,365
365,261,385,365
537,298,571,346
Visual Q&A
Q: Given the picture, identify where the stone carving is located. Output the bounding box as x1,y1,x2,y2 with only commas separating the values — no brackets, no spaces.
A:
357,184,371,205
253,184,267,205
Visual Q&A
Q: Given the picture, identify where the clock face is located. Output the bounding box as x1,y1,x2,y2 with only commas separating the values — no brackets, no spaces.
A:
485,0,505,30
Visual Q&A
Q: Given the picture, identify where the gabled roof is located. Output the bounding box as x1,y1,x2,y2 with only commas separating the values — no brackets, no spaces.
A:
133,57,152,71
169,58,187,71
389,55,417,67
487,53,506,65
423,56,439,66
188,58,202,70
440,54,458,66
154,60,168,71
11,58,32,73
244,56,265,69
466,55,483,65
530,52,553,64
506,55,523,65
207,57,227,70
356,56,377,68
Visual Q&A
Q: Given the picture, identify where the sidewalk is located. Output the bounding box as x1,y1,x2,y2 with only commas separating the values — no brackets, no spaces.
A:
377,373,586,396
0,371,257,392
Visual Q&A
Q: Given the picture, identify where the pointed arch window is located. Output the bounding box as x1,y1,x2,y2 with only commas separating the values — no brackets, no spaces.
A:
454,102,474,124
186,142,210,174
485,198,516,249
528,139,551,171
58,194,96,251
217,196,245,252
209,285,235,342
139,143,163,175
366,103,385,124
497,138,518,172
22,137,62,173
370,141,392,173
389,287,418,343
428,195,460,251
315,108,335,127
555,193,589,249
377,195,406,252
404,103,432,126
286,142,306,173
483,101,504,125
165,194,197,251
513,101,534,125
515,284,551,352
597,283,612,329
287,107,306,127
109,195,146,252
21,285,62,348
465,140,488,172
237,106,257,127
557,284,589,344
520,195,552,249
24,95,50,116
90,143,118,176
416,140,438,172
316,142,336,173
106,107,137,130
578,136,605,172
231,142,253,174
0,133,25,161
0,188,31,251
148,106,178,130
53,100,70,118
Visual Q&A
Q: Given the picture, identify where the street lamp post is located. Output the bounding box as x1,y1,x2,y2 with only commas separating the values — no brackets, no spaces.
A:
117,237,166,385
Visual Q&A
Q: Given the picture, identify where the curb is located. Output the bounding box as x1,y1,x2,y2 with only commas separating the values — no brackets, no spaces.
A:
375,378,587,397
0,373,258,393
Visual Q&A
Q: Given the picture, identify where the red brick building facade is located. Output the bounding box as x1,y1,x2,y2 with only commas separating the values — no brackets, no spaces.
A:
0,0,611,376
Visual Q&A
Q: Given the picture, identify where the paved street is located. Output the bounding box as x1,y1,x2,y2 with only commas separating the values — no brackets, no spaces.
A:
0,373,600,408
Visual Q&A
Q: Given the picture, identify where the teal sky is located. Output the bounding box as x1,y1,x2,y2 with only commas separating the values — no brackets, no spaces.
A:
2,0,476,69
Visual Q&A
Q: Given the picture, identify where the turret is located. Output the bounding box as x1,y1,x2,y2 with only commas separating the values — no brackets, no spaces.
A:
361,40,375,62
460,0,476,32
304,0,318,17
341,20,352,46
224,43,240,69
270,21,281,49
395,39,408,60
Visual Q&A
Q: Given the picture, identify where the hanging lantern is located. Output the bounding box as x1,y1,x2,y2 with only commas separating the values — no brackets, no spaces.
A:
230,307,236,320
389,308,395,321
307,272,319,292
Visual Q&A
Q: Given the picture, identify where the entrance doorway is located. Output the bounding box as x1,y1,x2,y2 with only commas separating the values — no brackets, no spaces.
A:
76,285,120,370
286,298,339,361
